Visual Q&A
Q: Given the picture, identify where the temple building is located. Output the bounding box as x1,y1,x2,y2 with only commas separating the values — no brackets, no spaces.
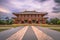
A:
12,11,48,24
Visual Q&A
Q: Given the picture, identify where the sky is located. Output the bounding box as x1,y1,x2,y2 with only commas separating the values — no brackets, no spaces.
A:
0,0,60,19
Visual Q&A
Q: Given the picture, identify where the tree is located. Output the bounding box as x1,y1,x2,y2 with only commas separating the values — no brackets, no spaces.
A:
50,18,59,24
0,16,13,25
8,19,13,24
57,20,60,24
0,20,6,25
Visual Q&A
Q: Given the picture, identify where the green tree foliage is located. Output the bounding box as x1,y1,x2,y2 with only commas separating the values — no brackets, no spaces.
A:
0,17,13,25
0,20,6,25
47,18,60,24
6,19,13,25
50,18,59,24
57,20,60,24
0,19,13,25
5,17,13,24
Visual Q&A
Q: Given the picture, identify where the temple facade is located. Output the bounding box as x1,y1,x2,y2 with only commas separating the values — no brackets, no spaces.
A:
12,11,48,24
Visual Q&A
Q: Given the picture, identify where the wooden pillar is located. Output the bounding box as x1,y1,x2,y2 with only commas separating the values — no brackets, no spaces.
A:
42,20,46,24
19,21,21,24
42,18,46,24
38,20,40,24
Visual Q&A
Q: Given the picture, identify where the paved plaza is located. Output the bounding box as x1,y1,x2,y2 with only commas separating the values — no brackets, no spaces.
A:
0,26,60,40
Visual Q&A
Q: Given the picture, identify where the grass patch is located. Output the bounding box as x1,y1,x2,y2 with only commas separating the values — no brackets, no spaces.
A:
40,24,60,32
0,24,21,32
0,24,60,32
0,27,13,32
51,29,60,32
0,25,20,27
49,27,60,32
40,24,60,27
0,29,8,32
0,24,27,32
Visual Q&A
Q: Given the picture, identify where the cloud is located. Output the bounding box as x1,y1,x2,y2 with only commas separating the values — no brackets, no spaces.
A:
0,6,11,13
54,0,60,3
52,3,60,13
34,0,47,2
52,7,60,13
9,0,41,10
0,0,56,12
0,0,60,19
52,0,60,13
47,12,60,19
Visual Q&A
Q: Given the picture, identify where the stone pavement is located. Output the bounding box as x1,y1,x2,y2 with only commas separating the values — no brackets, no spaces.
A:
36,26,60,40
32,26,53,40
22,26,37,40
7,26,28,40
0,26,60,40
0,26,24,40
7,26,53,40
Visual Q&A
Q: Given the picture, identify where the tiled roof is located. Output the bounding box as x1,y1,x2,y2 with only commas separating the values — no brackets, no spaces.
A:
13,11,48,15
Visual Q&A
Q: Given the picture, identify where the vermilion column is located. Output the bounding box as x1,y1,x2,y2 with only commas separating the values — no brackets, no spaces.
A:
38,20,40,24
42,20,46,24
19,21,21,24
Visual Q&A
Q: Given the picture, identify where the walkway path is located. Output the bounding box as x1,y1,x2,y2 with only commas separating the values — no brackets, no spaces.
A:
0,26,24,40
22,26,37,40
36,26,60,40
7,26,28,40
32,26,53,40
7,26,53,40
0,26,60,40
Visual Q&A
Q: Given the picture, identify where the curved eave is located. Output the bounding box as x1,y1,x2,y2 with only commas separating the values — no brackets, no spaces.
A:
12,12,48,16
44,17,48,19
13,13,48,15
42,13,48,16
13,13,19,16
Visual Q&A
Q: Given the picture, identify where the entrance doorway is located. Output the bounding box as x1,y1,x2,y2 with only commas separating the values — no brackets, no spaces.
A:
36,21,38,23
24,20,28,23
21,21,24,23
32,20,36,23
29,21,31,24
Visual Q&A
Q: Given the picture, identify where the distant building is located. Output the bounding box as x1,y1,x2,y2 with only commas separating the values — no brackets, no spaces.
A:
12,11,48,24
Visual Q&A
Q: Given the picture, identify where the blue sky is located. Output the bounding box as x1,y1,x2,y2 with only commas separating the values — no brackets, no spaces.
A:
0,0,60,18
